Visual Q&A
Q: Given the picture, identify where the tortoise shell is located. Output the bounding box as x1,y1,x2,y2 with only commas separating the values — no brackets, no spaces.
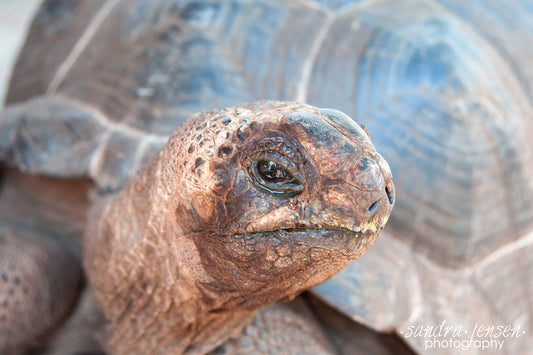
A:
2,0,533,353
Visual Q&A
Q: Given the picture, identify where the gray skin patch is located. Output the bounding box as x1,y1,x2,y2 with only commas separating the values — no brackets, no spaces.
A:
318,108,370,141
286,110,371,154
287,112,338,143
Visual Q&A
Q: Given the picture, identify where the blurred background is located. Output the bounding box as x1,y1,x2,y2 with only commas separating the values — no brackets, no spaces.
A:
0,0,41,107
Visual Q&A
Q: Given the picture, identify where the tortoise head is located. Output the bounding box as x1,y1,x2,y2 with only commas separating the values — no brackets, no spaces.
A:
164,101,394,307
84,101,394,352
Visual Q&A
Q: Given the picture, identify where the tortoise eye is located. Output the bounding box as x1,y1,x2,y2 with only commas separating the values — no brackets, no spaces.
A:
250,154,305,197
257,159,293,183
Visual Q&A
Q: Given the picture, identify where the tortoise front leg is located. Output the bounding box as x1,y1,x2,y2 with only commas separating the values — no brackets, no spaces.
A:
0,96,106,180
0,95,165,192
0,228,82,353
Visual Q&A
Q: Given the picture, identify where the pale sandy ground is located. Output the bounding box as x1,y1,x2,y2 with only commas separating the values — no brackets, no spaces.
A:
0,0,42,107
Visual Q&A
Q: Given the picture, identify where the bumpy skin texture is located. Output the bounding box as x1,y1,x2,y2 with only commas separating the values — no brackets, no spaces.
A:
84,101,394,354
214,298,337,354
0,229,81,354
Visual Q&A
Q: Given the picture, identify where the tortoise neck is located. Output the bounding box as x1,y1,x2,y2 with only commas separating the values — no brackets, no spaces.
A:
83,150,253,354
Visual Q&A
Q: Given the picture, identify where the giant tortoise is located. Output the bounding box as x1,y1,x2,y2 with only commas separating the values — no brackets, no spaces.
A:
1,0,533,354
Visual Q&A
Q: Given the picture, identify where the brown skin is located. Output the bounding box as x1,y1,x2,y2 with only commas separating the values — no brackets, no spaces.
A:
84,101,394,354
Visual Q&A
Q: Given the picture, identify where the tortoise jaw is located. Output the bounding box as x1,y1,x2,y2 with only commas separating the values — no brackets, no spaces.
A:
190,226,380,311
195,226,382,299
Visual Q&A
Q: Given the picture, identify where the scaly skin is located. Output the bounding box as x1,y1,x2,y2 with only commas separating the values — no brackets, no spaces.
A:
84,101,394,354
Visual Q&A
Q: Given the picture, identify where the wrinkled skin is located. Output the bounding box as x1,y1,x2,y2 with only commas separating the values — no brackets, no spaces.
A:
84,101,394,354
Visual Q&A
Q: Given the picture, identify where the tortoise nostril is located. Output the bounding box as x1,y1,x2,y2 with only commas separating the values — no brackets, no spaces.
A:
385,186,394,205
368,200,381,213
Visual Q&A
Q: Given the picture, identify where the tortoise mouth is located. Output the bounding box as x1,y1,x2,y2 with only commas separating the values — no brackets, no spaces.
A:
235,227,376,255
